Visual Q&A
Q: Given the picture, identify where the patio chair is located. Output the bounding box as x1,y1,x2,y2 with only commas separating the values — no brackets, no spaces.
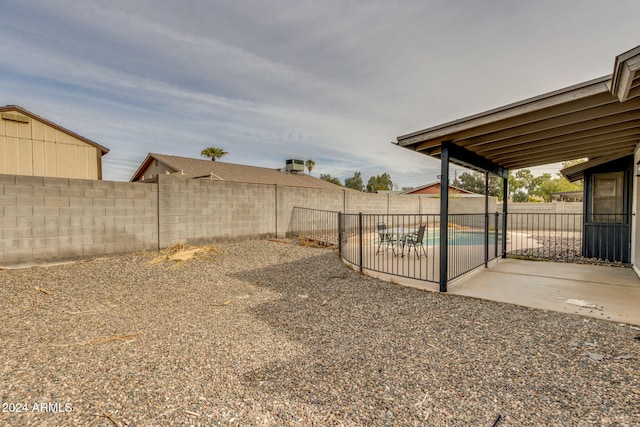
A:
376,222,396,254
403,224,427,258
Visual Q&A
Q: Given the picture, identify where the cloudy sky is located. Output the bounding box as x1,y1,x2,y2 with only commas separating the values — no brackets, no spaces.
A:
1,1,639,187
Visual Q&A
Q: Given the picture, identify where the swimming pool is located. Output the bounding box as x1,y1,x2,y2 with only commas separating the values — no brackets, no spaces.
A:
423,230,499,246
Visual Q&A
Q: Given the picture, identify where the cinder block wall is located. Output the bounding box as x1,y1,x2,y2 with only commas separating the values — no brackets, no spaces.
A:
158,176,277,246
508,202,583,231
0,173,501,265
0,174,158,265
275,185,345,238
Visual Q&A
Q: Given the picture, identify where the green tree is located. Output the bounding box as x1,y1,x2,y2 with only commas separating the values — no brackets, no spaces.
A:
200,147,228,162
534,176,582,202
366,173,393,192
453,171,501,198
509,172,528,202
344,172,364,191
319,174,342,186
305,159,315,175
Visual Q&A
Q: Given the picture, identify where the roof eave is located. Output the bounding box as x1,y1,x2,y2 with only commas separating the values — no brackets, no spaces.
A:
130,153,155,182
396,76,611,147
0,105,110,155
560,152,631,182
611,46,640,102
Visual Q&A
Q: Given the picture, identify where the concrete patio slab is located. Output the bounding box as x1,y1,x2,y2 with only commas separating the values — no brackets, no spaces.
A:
447,259,640,325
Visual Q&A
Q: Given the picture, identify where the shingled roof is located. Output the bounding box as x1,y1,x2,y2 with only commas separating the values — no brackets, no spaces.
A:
131,153,344,190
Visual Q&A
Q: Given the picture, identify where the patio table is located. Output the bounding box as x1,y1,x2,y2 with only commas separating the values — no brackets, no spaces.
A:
386,227,418,256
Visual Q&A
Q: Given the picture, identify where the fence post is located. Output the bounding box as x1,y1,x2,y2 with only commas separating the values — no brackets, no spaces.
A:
338,212,343,255
494,213,499,259
502,177,508,258
484,172,489,268
358,212,363,273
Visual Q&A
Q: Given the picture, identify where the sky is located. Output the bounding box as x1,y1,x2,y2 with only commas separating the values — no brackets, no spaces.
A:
1,0,639,188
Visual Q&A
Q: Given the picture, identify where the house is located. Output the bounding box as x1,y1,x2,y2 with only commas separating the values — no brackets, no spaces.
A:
0,105,109,179
401,182,479,196
130,153,343,190
395,44,640,289
549,191,583,202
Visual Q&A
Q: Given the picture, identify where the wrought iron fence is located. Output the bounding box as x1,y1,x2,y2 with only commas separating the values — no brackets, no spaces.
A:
339,212,504,283
506,213,629,264
292,208,630,289
291,207,339,246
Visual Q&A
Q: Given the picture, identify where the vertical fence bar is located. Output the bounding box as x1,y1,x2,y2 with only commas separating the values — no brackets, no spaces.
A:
358,212,363,273
501,177,508,258
338,212,343,255
494,213,499,259
484,172,489,268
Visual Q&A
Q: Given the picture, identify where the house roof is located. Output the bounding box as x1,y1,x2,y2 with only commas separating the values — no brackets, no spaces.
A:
395,45,640,172
401,182,475,195
130,153,345,190
0,105,110,155
560,152,630,182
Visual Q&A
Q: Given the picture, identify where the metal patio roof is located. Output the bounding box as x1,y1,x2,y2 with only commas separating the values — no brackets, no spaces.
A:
395,45,640,172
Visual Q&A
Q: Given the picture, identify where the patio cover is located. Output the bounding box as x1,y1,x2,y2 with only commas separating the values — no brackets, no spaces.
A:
394,45,640,292
395,45,640,172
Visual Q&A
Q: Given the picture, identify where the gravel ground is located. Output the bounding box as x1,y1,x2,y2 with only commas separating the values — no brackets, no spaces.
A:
509,234,629,267
1,240,639,426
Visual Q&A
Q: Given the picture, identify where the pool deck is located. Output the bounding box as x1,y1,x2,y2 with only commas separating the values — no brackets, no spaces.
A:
447,259,640,325
371,257,640,326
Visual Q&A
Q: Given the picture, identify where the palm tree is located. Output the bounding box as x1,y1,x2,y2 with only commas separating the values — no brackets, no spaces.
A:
305,159,315,175
201,147,228,161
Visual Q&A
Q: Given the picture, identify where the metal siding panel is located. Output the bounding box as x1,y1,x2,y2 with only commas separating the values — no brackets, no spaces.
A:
32,139,46,176
5,120,19,138
56,143,69,178
88,147,98,179
6,137,19,174
67,144,79,178
44,141,57,177
43,123,56,142
0,135,6,174
19,139,33,175
31,119,44,140
17,119,31,139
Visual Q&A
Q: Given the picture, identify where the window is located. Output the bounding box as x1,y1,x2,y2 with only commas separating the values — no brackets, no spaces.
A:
592,172,623,223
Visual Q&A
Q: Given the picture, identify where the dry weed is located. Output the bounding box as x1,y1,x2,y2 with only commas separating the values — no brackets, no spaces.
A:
147,243,224,267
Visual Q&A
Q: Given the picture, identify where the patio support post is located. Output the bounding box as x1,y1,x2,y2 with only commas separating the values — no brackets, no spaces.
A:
484,172,489,267
439,143,450,292
502,175,508,258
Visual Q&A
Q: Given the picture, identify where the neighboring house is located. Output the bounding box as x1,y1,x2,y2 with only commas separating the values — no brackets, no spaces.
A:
130,153,343,190
401,182,479,196
0,105,109,179
550,191,583,202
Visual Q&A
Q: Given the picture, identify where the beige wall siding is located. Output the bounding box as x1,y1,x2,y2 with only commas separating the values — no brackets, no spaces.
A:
0,111,101,179
136,160,178,181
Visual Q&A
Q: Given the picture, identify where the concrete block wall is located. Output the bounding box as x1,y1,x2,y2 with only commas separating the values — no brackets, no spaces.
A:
0,174,158,265
0,172,508,265
507,202,583,231
345,191,389,214
276,185,345,238
157,176,277,247
509,202,582,214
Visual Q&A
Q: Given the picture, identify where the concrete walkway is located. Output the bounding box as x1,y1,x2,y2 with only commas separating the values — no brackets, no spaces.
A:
447,259,640,325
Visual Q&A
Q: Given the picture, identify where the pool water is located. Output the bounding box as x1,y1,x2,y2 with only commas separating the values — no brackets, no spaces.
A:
423,230,499,246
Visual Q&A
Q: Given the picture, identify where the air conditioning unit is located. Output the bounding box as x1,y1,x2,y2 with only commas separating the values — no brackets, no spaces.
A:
285,159,305,173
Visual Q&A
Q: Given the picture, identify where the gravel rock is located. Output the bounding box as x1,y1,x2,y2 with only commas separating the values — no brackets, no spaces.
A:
1,240,638,426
